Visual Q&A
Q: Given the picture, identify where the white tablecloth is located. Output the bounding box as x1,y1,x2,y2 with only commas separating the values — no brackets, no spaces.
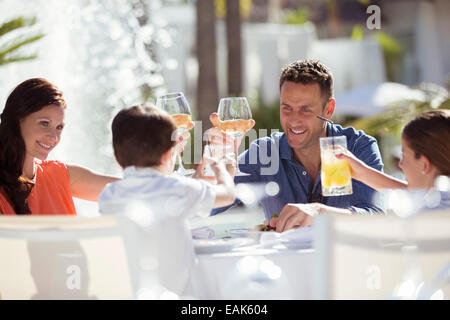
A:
192,245,315,299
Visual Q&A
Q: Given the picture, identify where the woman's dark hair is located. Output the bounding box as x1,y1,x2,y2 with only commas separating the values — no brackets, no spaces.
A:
402,109,450,176
0,78,67,214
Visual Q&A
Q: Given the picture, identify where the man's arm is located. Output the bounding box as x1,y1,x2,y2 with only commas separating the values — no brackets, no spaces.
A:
270,203,352,232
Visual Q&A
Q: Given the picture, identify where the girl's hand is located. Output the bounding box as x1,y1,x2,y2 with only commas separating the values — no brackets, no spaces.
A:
334,147,367,181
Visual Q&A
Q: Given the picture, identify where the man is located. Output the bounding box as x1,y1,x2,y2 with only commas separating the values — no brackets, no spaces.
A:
207,60,384,231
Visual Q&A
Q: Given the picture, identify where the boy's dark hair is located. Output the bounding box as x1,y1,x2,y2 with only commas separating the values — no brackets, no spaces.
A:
279,59,334,105
111,105,177,168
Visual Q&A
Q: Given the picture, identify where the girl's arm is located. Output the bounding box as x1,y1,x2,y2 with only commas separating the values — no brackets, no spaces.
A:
336,150,408,191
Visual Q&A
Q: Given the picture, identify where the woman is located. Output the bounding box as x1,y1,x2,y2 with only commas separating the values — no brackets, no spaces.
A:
337,110,450,206
0,78,192,215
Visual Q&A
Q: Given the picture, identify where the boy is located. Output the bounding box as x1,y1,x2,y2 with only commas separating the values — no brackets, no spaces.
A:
98,105,235,297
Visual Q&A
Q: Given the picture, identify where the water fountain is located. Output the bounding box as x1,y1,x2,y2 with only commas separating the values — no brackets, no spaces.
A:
0,0,167,216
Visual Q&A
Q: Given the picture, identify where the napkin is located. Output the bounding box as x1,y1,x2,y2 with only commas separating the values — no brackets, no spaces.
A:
259,226,314,247
191,226,215,240
278,226,314,244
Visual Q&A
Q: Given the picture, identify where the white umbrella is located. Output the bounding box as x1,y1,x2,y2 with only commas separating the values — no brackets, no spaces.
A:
334,82,427,117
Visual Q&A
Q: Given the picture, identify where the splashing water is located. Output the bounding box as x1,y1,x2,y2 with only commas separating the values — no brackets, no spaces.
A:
0,0,168,216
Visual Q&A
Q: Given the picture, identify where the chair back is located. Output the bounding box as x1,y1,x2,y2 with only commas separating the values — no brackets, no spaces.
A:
313,210,450,299
0,215,139,300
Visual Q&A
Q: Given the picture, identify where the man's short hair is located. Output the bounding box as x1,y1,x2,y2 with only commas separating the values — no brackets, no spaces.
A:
279,59,334,104
111,104,177,168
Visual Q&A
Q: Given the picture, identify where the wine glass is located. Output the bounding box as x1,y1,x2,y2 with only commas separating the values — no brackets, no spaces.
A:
202,143,233,182
217,97,253,176
156,92,195,177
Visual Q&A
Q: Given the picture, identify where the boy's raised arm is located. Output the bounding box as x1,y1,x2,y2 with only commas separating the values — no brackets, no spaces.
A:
210,161,236,208
194,155,236,208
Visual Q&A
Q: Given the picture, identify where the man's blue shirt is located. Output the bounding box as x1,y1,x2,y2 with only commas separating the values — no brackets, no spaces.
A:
212,123,385,219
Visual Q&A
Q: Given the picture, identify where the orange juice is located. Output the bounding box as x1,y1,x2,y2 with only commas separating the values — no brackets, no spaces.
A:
321,158,351,187
320,148,352,196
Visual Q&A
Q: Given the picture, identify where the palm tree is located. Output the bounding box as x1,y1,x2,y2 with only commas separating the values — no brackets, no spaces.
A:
348,85,449,173
196,0,219,131
0,17,44,67
350,85,450,138
226,0,242,96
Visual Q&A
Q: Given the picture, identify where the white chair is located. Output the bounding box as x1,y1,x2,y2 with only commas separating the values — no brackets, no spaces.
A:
313,210,450,299
0,215,140,300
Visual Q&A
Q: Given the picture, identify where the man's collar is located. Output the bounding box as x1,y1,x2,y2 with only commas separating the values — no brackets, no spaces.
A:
279,134,293,160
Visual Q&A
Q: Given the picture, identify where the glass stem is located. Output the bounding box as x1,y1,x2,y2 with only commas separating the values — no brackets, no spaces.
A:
177,154,184,171
234,135,240,173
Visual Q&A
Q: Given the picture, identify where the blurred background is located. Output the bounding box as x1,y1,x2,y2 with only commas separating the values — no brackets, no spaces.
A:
0,0,449,216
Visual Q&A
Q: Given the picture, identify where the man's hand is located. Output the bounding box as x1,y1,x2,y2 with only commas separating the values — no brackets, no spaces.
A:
269,203,323,232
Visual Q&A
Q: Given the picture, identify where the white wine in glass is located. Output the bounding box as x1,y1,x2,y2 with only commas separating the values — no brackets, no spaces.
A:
217,97,253,176
156,92,195,177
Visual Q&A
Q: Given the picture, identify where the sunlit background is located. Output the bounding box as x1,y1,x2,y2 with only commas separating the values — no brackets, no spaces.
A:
0,0,449,218
1,0,450,302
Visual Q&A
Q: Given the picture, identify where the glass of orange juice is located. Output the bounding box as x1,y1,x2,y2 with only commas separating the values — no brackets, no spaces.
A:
320,136,352,196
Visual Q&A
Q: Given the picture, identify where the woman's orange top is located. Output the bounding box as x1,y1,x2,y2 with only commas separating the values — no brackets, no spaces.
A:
0,160,77,215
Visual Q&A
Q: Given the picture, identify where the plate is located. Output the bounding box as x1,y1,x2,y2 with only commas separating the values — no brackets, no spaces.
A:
275,227,314,249
275,239,313,250
194,237,255,254
226,228,275,238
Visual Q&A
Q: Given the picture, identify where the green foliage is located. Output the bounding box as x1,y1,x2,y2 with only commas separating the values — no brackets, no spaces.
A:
374,31,403,81
351,25,364,41
350,98,450,138
374,32,402,56
345,94,449,173
251,100,282,133
0,17,44,67
284,7,309,25
350,25,403,82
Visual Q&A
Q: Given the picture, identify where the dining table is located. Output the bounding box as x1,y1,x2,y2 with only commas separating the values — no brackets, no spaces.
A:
189,206,316,300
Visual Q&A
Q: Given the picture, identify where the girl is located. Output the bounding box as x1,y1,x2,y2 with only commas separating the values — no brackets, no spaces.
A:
337,110,450,207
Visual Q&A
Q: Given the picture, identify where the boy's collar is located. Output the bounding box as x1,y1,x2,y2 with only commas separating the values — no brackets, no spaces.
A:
123,166,164,177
